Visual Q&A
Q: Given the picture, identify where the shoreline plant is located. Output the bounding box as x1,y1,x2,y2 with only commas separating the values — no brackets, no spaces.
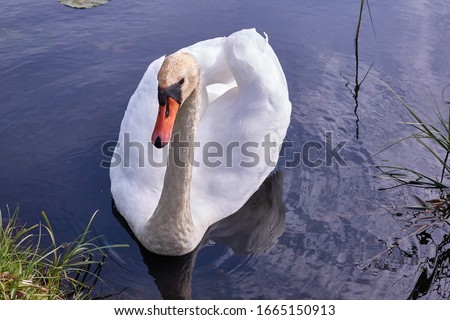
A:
0,206,125,299
376,82,450,213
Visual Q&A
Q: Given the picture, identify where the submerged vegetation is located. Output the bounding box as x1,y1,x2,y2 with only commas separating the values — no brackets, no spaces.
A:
0,207,124,299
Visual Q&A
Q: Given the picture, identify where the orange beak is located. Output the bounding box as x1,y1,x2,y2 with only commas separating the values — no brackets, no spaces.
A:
151,97,180,148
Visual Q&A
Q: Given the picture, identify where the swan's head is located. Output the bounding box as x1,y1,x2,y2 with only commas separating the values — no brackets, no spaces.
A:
151,52,200,148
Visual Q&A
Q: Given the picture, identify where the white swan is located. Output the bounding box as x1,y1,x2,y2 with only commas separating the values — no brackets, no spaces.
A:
110,29,291,256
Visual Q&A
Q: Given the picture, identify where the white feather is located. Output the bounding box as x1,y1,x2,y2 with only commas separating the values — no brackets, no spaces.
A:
110,28,291,255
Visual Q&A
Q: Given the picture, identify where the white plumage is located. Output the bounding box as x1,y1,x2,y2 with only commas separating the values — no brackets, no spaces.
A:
110,29,291,255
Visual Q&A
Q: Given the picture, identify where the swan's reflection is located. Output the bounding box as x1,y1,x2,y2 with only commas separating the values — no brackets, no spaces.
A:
207,171,285,255
112,171,285,299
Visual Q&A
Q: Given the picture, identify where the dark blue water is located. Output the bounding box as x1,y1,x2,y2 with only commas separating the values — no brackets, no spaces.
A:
1,0,450,299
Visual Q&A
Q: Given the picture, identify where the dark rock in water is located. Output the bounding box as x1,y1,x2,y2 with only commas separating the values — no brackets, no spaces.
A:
58,0,110,9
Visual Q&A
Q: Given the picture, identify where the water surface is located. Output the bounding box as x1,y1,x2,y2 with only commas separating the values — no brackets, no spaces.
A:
1,0,450,299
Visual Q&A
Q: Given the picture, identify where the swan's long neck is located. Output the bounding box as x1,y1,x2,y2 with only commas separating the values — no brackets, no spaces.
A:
146,85,201,255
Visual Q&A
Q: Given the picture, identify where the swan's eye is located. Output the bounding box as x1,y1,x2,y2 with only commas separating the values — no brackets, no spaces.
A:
178,78,185,86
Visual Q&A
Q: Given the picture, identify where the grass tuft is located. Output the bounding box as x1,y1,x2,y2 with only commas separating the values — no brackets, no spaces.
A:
376,81,450,193
0,206,126,299
370,81,450,235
